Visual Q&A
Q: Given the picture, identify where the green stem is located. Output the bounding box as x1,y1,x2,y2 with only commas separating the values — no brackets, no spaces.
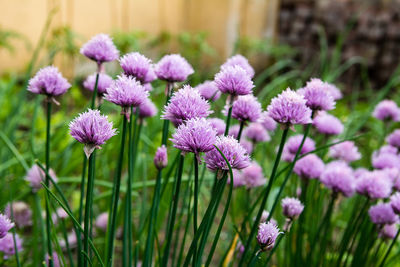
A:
161,155,185,267
193,155,199,267
123,107,139,267
34,193,45,266
8,191,21,267
78,158,87,224
176,192,193,267
379,229,400,267
83,152,95,267
307,193,336,265
336,197,369,266
266,120,313,222
237,120,245,141
224,97,234,136
161,82,173,145
143,170,162,267
183,175,227,267
248,250,262,267
41,182,104,266
266,233,285,264
105,116,128,267
90,70,100,108
45,99,53,267
295,181,308,265
239,127,289,266
204,171,234,266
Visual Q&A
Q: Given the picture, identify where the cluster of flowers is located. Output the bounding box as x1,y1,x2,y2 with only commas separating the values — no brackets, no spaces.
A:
4,31,400,265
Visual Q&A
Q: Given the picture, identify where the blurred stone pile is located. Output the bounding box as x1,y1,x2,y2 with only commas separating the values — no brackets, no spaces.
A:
279,0,400,87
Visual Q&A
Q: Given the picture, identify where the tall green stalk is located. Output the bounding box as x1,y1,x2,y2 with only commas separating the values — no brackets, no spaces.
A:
90,71,100,108
307,193,337,265
83,152,96,267
33,193,45,266
183,176,227,267
123,107,139,267
193,155,199,266
237,121,245,141
161,155,185,267
105,116,128,267
239,127,289,266
266,122,312,221
45,99,54,267
379,229,400,267
224,97,234,136
143,82,174,267
79,69,100,265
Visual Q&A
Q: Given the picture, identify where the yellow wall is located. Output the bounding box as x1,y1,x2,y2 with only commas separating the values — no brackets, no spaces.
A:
0,0,280,72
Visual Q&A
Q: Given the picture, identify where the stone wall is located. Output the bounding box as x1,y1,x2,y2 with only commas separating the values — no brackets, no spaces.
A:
279,0,400,87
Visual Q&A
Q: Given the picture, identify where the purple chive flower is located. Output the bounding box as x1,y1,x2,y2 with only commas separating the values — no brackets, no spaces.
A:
258,111,277,131
83,72,113,95
228,169,246,188
228,125,240,139
267,88,312,126
256,222,281,251
230,95,262,122
0,214,14,238
95,212,109,231
25,164,57,192
294,154,324,180
241,162,266,188
5,202,32,228
154,145,168,170
281,197,304,220
387,130,400,148
312,112,344,136
282,135,316,162
51,208,68,225
372,149,400,170
355,170,392,199
80,33,119,64
120,52,153,83
155,54,194,82
196,81,221,101
260,211,278,226
354,167,369,179
104,75,149,112
298,78,335,111
60,231,78,249
329,141,361,162
214,65,254,96
204,135,250,172
320,161,355,197
143,83,153,92
144,67,157,84
390,192,400,214
369,203,398,225
380,224,398,239
69,109,117,157
135,98,158,119
373,100,400,122
240,139,254,154
325,83,342,100
221,54,255,78
208,118,226,136
28,66,71,97
171,118,217,158
162,85,212,127
0,233,23,258
46,252,61,267
244,123,270,143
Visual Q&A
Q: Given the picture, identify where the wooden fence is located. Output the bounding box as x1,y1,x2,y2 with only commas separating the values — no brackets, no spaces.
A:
0,0,280,72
